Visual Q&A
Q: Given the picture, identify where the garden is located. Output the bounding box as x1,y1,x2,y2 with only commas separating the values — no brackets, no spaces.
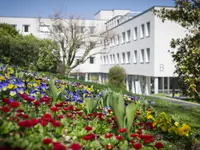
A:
0,65,199,150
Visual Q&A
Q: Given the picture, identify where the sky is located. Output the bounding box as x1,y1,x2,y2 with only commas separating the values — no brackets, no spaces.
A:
0,0,175,19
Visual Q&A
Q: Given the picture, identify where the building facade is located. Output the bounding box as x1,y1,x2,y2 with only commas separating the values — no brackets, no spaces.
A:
0,6,186,95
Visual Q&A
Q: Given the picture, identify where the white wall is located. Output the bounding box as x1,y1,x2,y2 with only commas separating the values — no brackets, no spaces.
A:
154,7,187,77
100,10,155,77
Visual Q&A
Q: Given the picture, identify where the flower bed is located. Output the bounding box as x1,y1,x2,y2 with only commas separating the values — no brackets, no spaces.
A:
0,66,197,150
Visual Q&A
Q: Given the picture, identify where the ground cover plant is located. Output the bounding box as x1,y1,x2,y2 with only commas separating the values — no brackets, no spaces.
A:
0,65,199,150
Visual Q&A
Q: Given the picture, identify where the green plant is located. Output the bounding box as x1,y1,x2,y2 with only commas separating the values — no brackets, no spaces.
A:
108,66,126,89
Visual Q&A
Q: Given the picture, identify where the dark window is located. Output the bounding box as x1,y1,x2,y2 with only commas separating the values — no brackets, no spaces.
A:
90,57,95,64
23,25,29,32
89,26,95,34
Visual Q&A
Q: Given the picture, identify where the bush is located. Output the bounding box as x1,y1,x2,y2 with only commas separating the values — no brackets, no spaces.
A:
108,65,126,89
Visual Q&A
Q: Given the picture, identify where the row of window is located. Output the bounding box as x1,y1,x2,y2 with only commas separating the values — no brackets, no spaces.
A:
101,48,150,65
103,22,150,48
10,24,96,34
11,24,30,32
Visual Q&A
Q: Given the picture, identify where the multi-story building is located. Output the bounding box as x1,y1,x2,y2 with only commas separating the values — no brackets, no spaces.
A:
0,6,186,95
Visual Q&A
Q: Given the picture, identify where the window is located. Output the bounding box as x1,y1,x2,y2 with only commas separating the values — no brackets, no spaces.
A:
23,25,29,32
140,24,145,39
104,56,106,64
117,53,120,64
140,49,145,63
126,30,131,42
122,32,125,44
117,35,120,45
113,54,116,64
106,55,109,64
146,22,150,37
122,52,125,64
90,57,95,64
100,56,103,64
89,26,95,34
39,25,50,33
77,26,85,33
133,50,137,64
133,27,137,40
110,55,113,64
145,48,150,63
89,42,96,49
126,51,131,63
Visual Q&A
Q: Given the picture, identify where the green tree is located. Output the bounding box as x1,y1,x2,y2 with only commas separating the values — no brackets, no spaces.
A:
154,0,200,100
108,66,126,89
34,39,60,73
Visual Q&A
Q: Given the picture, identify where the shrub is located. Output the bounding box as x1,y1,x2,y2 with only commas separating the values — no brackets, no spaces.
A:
108,65,126,89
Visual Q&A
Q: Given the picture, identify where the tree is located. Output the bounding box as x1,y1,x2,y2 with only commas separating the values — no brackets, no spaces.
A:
38,12,110,76
108,66,126,89
34,39,60,73
154,0,200,100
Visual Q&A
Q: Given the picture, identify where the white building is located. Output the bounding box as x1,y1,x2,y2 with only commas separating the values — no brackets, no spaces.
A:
0,6,186,95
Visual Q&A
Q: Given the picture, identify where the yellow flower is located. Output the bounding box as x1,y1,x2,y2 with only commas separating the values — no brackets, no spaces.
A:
161,126,167,131
153,120,158,127
174,122,179,127
0,76,5,81
194,138,198,144
81,104,85,108
147,115,153,119
8,84,14,89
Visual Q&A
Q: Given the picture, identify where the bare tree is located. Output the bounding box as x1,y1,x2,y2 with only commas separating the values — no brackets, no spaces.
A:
38,11,114,76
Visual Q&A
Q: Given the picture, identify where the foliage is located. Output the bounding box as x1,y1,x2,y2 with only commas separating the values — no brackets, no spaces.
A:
0,23,60,73
108,65,126,89
154,0,200,101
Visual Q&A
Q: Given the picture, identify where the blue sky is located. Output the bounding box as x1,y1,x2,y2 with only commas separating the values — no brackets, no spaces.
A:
0,0,174,19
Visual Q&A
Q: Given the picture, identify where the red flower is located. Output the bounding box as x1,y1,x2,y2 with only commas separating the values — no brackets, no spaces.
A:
20,94,35,101
52,120,61,127
33,101,40,106
82,133,95,141
130,140,135,145
116,135,123,140
84,126,92,131
70,143,81,150
1,106,10,112
2,98,10,104
9,101,20,108
42,138,53,145
53,142,66,150
154,142,164,149
40,120,48,127
18,120,32,128
57,114,64,119
105,133,113,138
66,113,73,118
43,113,52,122
133,143,142,150
50,107,59,112
39,96,51,103
30,118,39,126
138,122,143,126
63,105,74,111
77,112,82,117
22,114,29,119
106,143,113,150
130,133,139,138
118,128,127,133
